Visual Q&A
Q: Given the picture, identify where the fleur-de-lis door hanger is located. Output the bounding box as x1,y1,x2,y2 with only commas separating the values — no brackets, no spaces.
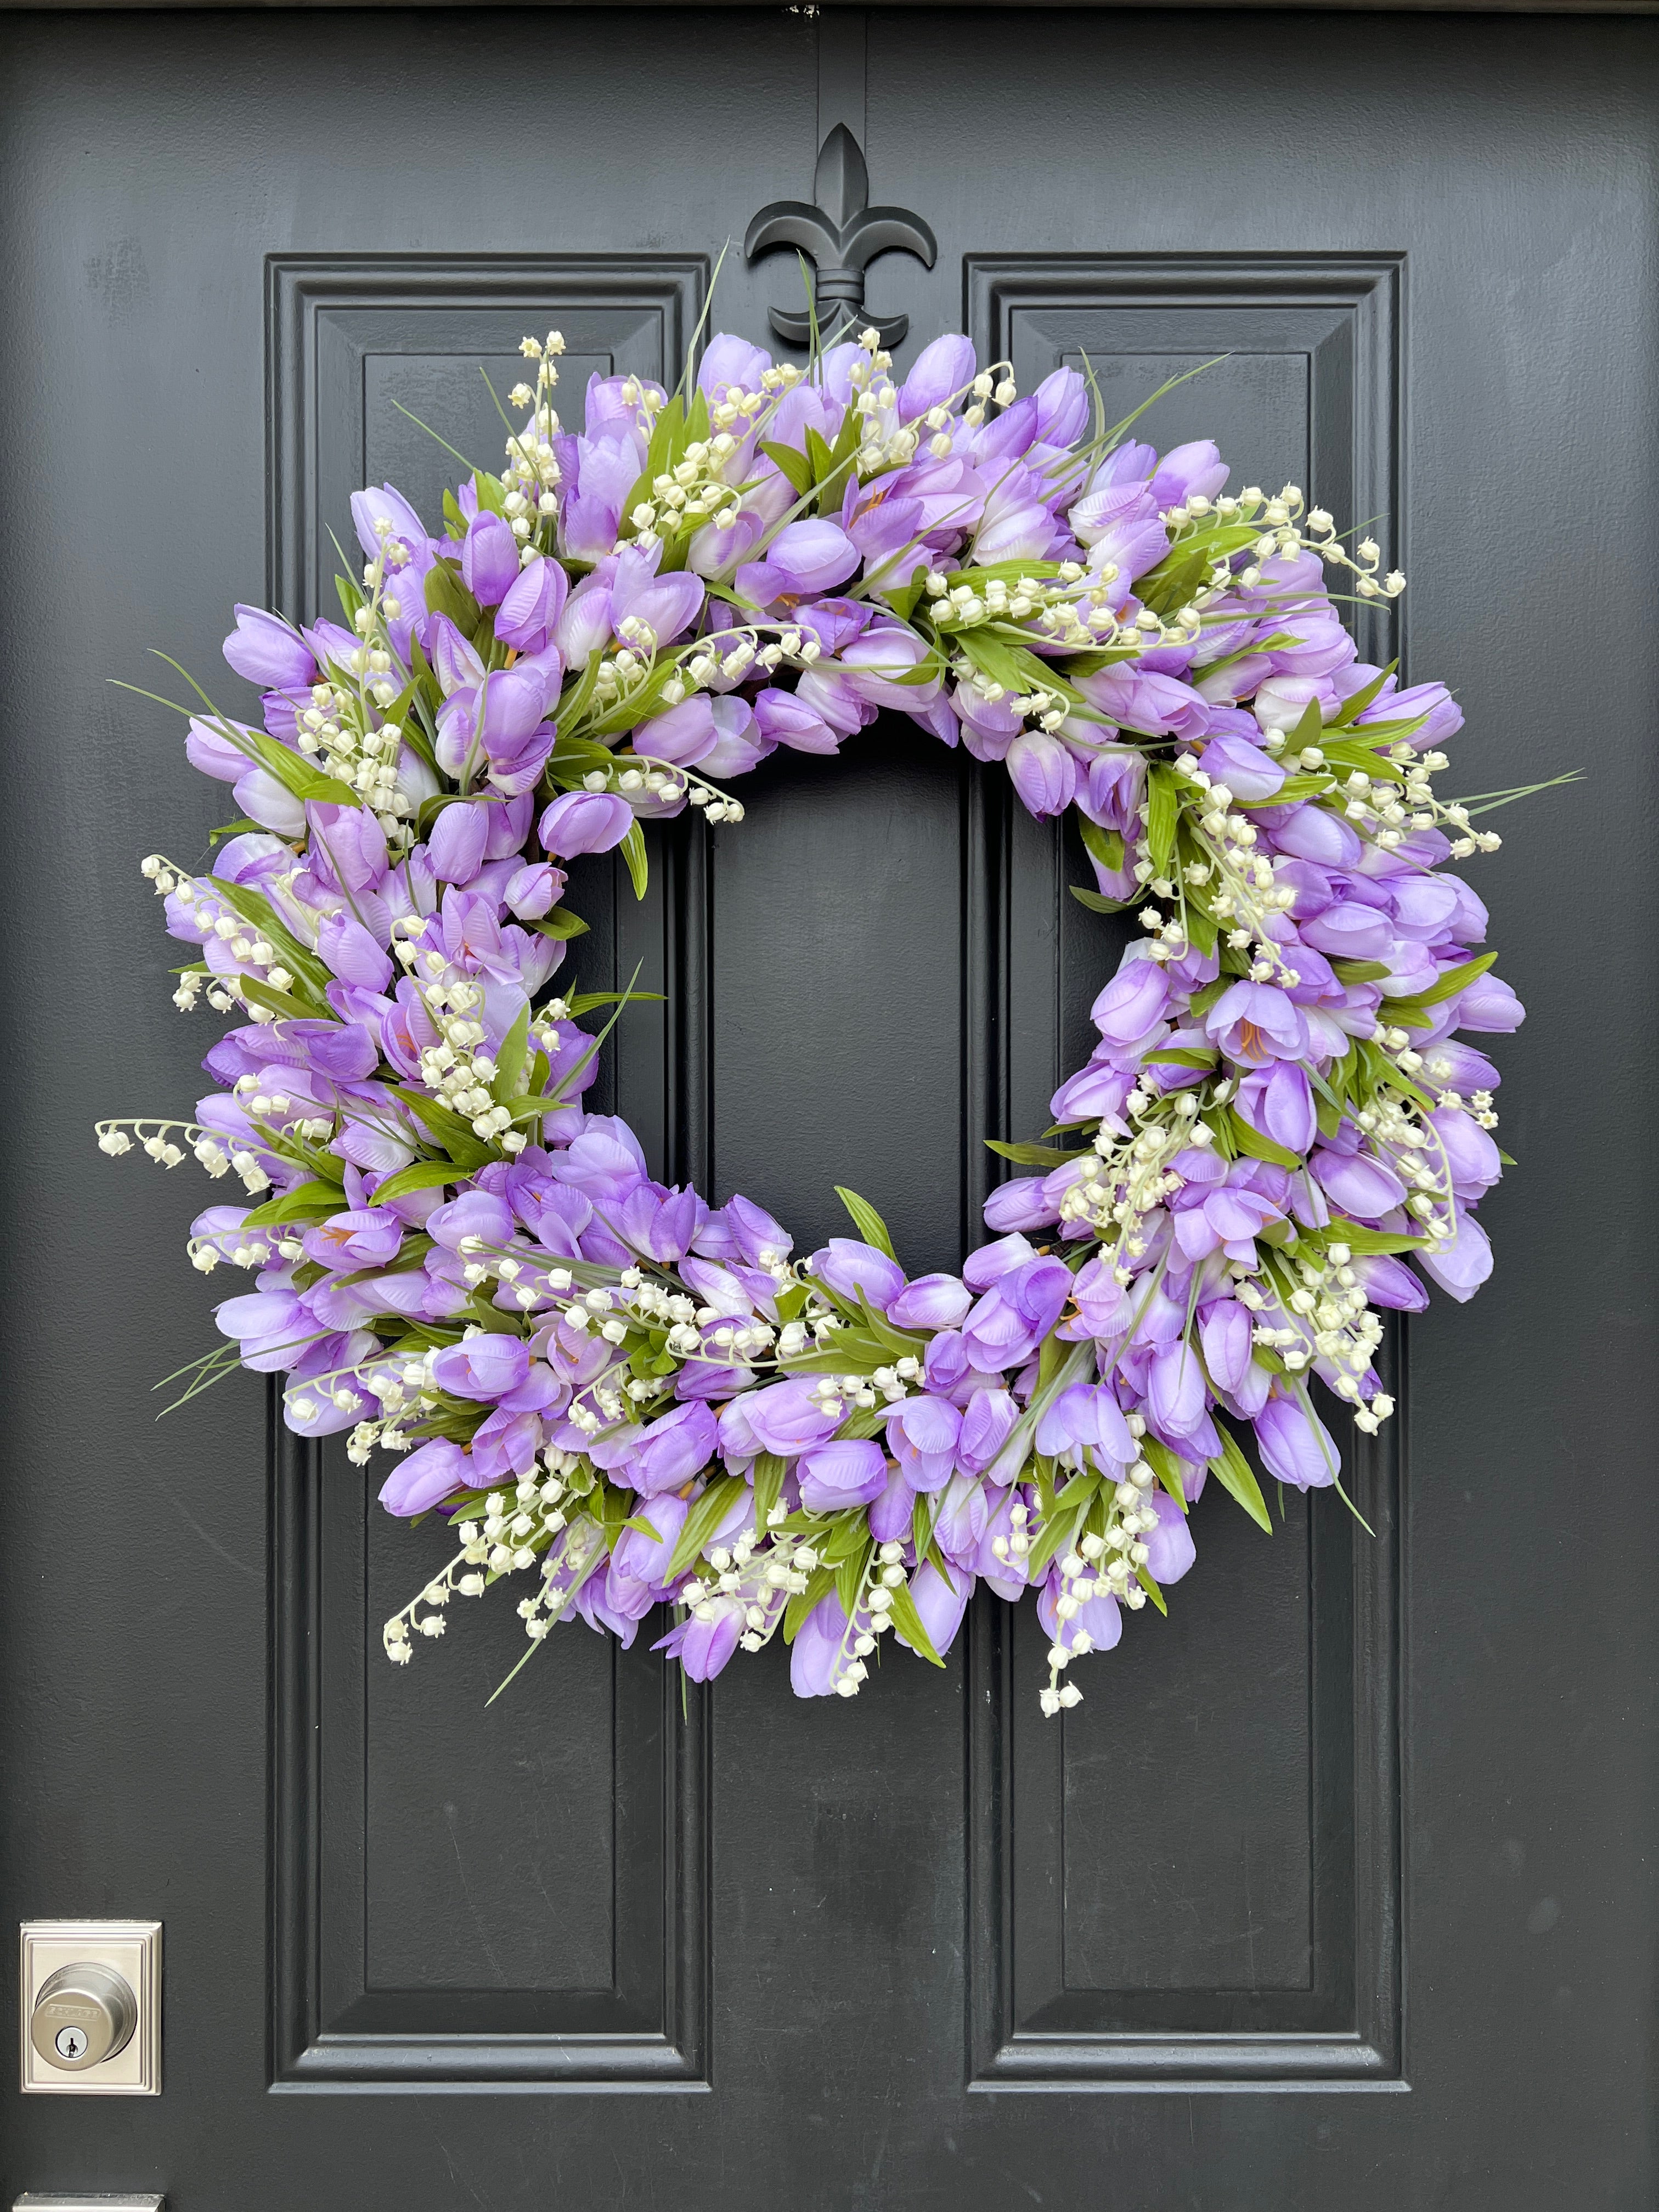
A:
744,122,936,347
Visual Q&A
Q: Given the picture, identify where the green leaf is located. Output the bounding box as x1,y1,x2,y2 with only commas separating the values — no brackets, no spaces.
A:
886,1579,946,1667
1289,694,1325,752
1226,1108,1302,1170
239,1180,341,1227
562,989,665,1016
664,1475,747,1581
984,1138,1087,1167
834,1543,870,1623
492,1002,532,1103
1324,1221,1426,1256
782,1566,837,1646
1140,1435,1189,1514
1209,1423,1273,1533
1078,817,1125,876
1135,1564,1168,1616
619,821,649,901
1144,1046,1217,1070
1070,884,1133,914
1415,948,1498,1011
527,905,590,941
1330,958,1394,984
1329,662,1398,726
855,1289,926,1358
238,975,322,1022
1144,765,1179,874
390,1085,493,1170
423,560,482,634
759,438,814,496
373,1160,459,1204
1027,1475,1096,1579
833,1186,897,1260
752,1452,785,1532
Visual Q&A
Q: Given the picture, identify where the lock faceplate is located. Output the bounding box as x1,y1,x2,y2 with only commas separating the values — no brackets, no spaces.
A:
19,1923,161,2096
14,2199,165,2210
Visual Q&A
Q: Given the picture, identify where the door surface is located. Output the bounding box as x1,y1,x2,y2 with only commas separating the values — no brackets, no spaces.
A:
2,7,1655,2206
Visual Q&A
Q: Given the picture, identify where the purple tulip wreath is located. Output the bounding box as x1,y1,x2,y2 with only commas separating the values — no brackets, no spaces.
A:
102,325,1527,1713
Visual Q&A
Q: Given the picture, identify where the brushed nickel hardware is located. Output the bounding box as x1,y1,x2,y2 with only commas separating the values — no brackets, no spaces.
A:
18,1922,161,2096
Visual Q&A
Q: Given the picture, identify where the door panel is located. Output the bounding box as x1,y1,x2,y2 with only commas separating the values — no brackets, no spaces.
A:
2,7,1655,2207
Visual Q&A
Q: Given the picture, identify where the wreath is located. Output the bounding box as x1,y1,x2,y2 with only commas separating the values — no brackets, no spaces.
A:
101,323,1528,1715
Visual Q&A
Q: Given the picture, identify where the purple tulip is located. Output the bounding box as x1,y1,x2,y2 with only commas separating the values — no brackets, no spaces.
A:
1199,1299,1254,1396
611,1490,689,1582
460,512,520,608
617,1180,709,1262
427,800,490,885
952,1387,1017,1478
495,555,568,653
1310,1146,1407,1223
1429,1105,1503,1201
427,1190,514,1252
617,1401,718,1496
753,685,841,755
1233,1063,1316,1154
504,861,560,919
732,1376,841,1458
896,1560,972,1655
737,518,859,606
1077,665,1210,741
1147,1340,1210,1443
234,768,306,837
812,1237,906,1311
1357,680,1463,752
223,605,317,690
1417,1206,1493,1302
302,1207,403,1272
1035,1381,1135,1466
790,1592,854,1697
657,1596,745,1682
429,1333,531,1403
960,1255,1071,1372
316,910,393,994
797,1438,890,1513
1037,1568,1122,1658
698,332,772,400
1091,958,1174,1051
1351,1254,1430,1311
1254,1393,1340,1489
1007,731,1078,819
1141,1487,1197,1585
1058,1256,1132,1342
981,1176,1059,1233
1198,730,1286,802
1204,981,1307,1066
1453,973,1525,1032
886,1393,962,1492
539,790,634,857
185,715,253,782
887,1272,972,1330
899,334,976,421
377,1437,469,1516
934,1471,990,1568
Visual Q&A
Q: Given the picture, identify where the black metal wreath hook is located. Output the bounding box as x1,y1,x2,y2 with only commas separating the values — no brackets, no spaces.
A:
744,123,936,348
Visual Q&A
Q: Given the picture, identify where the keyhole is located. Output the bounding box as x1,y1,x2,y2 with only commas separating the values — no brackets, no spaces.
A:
54,2025,87,2060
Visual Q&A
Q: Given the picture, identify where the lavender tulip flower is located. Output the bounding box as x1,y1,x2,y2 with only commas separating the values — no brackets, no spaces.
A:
539,791,634,857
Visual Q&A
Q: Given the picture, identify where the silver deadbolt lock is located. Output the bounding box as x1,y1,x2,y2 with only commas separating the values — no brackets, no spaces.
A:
30,1962,138,2072
19,1921,161,2094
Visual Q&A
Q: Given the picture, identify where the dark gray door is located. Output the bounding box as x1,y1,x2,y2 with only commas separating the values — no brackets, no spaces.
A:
3,6,1654,2204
